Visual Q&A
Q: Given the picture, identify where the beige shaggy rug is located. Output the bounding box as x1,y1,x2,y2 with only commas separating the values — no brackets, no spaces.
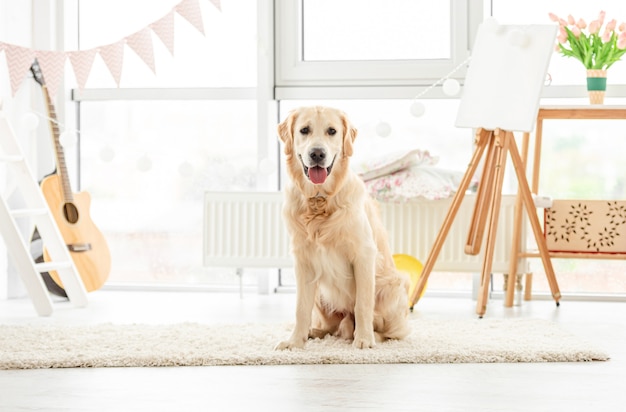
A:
0,318,608,369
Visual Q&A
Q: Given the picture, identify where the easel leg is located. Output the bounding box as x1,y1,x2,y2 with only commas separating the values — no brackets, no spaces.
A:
505,131,530,307
508,135,561,304
410,128,561,314
476,130,509,317
409,129,491,308
465,133,497,255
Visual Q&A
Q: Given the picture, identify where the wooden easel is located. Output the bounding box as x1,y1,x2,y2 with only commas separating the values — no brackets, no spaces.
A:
409,127,561,317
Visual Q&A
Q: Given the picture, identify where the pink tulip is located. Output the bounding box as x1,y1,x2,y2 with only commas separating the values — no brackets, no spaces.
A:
589,20,601,34
567,14,576,25
577,18,587,29
602,29,612,42
598,10,606,25
558,27,567,43
548,12,560,22
619,22,626,32
571,26,582,38
618,36,626,50
554,44,561,52
606,19,617,32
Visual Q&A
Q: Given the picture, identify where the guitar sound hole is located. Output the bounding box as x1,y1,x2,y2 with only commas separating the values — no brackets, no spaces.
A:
63,203,79,224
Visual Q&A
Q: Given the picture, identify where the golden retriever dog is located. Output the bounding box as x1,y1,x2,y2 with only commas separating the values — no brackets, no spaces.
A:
275,106,410,350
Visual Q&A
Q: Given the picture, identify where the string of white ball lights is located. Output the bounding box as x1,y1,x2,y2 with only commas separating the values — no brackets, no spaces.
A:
376,17,536,138
373,58,469,138
20,109,276,178
19,110,178,175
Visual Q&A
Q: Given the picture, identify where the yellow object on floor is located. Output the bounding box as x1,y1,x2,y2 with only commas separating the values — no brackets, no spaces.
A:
393,254,426,304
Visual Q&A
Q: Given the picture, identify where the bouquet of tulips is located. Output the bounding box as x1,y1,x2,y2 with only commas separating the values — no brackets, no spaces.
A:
549,11,626,70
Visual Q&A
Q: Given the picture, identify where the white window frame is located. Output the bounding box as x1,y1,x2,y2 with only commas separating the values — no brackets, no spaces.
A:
274,0,482,99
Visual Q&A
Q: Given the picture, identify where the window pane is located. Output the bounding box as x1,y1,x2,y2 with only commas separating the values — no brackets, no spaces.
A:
78,0,257,87
539,120,626,200
302,0,451,61
78,101,258,284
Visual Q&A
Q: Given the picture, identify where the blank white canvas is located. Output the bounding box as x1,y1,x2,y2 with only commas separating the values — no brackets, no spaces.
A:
455,22,557,132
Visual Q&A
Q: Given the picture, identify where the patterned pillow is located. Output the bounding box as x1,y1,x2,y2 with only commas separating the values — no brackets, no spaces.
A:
363,165,465,202
354,149,438,181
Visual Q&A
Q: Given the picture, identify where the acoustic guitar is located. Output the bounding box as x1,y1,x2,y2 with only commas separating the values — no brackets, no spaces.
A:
30,60,111,293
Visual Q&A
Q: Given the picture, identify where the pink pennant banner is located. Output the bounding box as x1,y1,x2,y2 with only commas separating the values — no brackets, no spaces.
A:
150,11,175,56
126,28,156,74
176,0,205,35
99,41,125,87
208,0,221,11
3,43,36,96
35,51,67,100
0,0,220,95
68,48,97,90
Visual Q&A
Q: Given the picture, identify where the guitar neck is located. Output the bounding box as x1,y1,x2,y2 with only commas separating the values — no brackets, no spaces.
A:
41,84,74,203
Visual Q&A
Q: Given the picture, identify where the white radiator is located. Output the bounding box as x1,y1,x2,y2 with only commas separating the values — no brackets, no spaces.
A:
203,192,526,274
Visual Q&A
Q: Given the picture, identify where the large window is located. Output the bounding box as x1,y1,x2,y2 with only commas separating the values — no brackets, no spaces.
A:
72,0,264,288
63,0,626,299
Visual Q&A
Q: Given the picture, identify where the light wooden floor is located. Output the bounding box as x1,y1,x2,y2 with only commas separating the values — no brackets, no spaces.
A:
0,290,624,412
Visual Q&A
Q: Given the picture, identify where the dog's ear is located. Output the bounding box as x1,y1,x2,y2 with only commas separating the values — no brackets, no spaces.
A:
341,114,357,158
277,110,296,155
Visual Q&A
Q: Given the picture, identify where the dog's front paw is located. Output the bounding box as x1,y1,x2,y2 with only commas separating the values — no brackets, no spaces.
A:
274,338,306,350
352,331,376,349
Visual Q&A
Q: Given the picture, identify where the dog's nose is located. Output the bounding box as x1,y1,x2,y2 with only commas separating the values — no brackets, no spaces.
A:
309,148,326,165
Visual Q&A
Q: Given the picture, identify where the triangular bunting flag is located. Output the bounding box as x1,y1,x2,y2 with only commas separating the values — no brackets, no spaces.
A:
208,0,221,11
68,48,97,90
176,0,205,35
126,28,156,74
150,11,175,56
34,51,66,100
99,41,125,87
3,44,35,96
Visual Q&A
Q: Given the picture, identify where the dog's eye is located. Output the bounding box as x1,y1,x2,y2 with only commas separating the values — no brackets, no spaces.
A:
300,127,310,135
327,128,336,136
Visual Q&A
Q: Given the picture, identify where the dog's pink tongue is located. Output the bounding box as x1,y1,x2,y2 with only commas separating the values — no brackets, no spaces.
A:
309,166,327,184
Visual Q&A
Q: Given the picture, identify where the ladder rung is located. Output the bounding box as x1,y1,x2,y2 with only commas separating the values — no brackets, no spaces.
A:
0,154,23,162
34,261,73,273
11,208,49,218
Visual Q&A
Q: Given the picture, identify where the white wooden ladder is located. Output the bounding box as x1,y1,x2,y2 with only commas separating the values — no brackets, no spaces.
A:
0,109,88,316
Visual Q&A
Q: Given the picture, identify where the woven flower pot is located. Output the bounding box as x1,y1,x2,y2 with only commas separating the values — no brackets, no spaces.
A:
586,69,607,105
